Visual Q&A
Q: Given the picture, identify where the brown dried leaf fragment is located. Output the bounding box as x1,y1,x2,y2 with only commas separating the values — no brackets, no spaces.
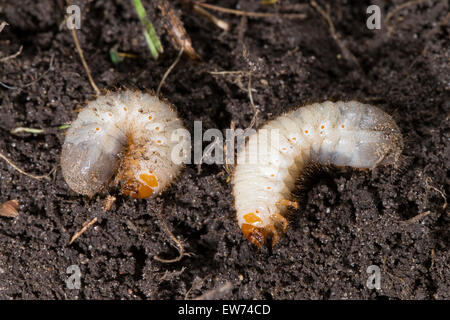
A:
0,200,19,218
158,0,201,61
104,195,116,211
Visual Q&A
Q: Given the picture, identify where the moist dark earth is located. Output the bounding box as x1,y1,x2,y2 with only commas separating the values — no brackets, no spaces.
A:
0,0,448,299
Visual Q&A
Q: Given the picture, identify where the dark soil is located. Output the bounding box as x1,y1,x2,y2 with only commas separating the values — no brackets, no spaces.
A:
0,0,448,299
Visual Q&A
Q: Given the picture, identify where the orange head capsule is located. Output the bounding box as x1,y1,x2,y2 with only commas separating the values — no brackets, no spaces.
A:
120,173,159,199
241,224,272,248
240,213,288,249
121,179,153,198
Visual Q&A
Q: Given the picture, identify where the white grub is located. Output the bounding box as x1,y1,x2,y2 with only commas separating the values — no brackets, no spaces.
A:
233,101,403,248
61,90,188,198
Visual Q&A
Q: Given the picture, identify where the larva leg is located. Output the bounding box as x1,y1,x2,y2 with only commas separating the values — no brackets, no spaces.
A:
276,199,299,209
239,211,288,248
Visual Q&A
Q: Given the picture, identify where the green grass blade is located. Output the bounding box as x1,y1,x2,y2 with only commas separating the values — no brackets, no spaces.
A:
133,0,163,59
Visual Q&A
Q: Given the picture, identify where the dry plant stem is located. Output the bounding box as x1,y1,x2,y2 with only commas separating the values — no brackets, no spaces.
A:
159,0,201,61
69,27,100,96
0,45,23,63
69,216,98,244
246,71,259,132
192,1,307,19
203,70,257,172
422,12,450,55
384,0,431,25
193,4,230,31
66,0,100,96
224,120,236,175
0,152,52,181
309,1,360,69
209,70,258,130
156,47,184,97
21,54,55,88
185,275,208,299
402,211,432,225
209,70,246,75
154,211,188,263
425,177,448,210
197,136,222,174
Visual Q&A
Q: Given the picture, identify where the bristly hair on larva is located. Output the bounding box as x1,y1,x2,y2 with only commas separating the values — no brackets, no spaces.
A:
61,90,189,199
232,101,403,249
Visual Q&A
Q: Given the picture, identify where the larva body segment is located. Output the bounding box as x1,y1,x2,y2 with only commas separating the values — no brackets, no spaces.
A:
233,101,403,248
61,90,188,198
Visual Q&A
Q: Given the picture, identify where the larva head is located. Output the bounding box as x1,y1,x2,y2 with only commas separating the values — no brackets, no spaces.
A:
377,126,404,167
240,212,288,248
120,171,160,199
358,103,404,167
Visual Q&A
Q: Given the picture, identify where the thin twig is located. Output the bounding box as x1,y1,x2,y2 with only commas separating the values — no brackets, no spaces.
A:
246,71,259,132
209,70,246,76
197,136,222,174
21,54,55,88
224,120,235,175
384,0,430,25
69,27,100,96
156,47,184,97
401,211,431,225
185,275,208,299
193,4,230,31
0,81,16,89
66,0,100,96
192,1,307,19
0,45,23,63
69,217,98,244
154,211,190,263
0,151,52,181
422,12,450,55
309,1,360,69
425,177,447,209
